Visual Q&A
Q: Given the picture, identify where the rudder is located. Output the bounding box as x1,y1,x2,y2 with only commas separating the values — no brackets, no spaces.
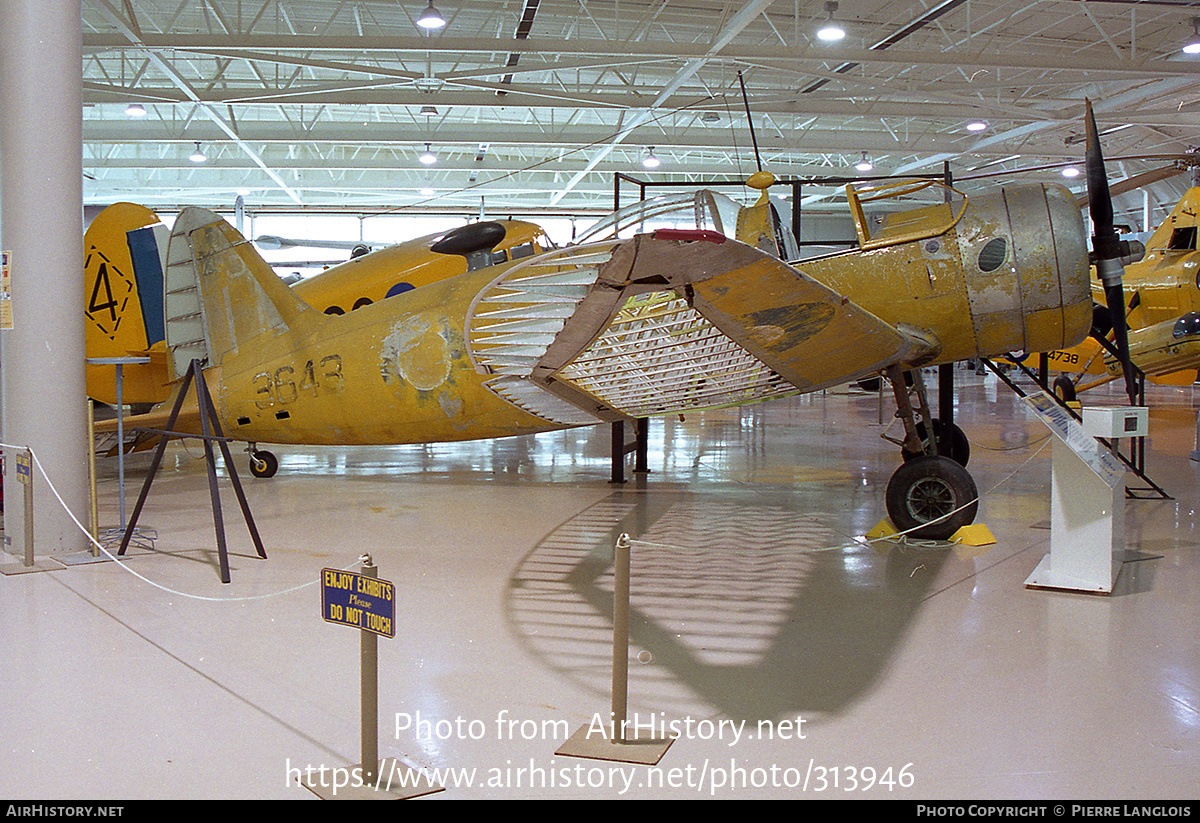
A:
83,203,172,406
164,207,323,378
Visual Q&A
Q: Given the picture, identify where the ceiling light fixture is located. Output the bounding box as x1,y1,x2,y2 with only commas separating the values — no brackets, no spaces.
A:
417,1,446,30
189,142,206,163
419,143,438,165
125,103,146,117
817,1,846,42
1186,18,1200,54
1062,166,1080,179
642,147,661,169
966,120,988,132
855,151,873,172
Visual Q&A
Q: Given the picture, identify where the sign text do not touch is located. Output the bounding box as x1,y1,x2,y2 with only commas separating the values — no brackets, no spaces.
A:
321,568,396,638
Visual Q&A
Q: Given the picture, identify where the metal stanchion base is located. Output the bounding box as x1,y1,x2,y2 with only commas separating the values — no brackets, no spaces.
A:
53,550,113,566
301,757,444,800
0,558,60,575
556,725,673,765
101,525,157,553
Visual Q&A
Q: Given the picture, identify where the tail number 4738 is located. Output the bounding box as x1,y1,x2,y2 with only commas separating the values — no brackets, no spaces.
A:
254,355,344,408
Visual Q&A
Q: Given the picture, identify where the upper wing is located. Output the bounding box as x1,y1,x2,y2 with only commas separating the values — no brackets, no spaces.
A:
467,230,931,421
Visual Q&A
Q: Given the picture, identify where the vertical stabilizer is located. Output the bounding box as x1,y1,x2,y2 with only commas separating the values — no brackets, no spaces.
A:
165,207,323,377
83,203,171,405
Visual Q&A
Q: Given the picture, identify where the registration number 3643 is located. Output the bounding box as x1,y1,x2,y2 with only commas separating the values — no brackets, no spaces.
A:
253,355,344,408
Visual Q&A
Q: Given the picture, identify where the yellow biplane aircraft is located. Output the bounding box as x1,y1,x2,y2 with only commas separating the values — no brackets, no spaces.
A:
1030,182,1200,401
84,104,1133,542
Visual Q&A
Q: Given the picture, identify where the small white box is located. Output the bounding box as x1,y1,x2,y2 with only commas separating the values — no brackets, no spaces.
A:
1082,406,1149,439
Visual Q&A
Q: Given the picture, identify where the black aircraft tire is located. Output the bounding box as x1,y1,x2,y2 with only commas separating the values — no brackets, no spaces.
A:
1052,376,1077,403
250,450,279,479
902,419,971,467
885,455,979,541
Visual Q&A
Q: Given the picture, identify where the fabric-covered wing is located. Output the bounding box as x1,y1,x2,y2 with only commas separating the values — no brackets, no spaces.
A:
467,231,930,421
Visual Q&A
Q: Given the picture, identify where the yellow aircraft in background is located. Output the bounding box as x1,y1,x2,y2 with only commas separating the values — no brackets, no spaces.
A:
1036,185,1200,401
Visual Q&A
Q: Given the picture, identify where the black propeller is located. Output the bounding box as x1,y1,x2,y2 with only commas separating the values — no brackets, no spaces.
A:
1084,98,1138,404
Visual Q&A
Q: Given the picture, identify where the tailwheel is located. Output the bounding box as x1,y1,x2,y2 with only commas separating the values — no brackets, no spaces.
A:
1052,376,1077,403
249,449,278,478
885,455,979,541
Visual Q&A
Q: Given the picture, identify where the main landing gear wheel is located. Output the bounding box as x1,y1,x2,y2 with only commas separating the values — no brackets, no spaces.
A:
249,449,278,478
906,419,971,467
885,455,979,541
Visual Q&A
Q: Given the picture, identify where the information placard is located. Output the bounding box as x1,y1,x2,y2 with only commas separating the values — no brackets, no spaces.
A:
1,250,13,330
1022,390,1125,489
321,568,396,638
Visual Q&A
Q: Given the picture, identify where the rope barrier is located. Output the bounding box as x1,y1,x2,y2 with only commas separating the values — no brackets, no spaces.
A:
629,435,1052,554
5,415,1054,597
1,439,344,602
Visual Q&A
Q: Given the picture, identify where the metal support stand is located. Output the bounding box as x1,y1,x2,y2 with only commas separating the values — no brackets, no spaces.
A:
87,357,156,557
610,419,649,484
558,534,673,764
0,448,57,575
1191,411,1200,462
981,357,1169,500
118,359,265,583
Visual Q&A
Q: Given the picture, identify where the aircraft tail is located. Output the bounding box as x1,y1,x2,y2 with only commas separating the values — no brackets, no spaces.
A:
83,203,173,406
733,171,799,260
164,207,324,377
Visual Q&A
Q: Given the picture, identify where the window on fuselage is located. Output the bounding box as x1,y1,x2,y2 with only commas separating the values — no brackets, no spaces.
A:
1168,226,1197,251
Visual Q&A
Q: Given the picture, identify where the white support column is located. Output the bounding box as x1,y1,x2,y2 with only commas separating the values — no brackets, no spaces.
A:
0,0,87,556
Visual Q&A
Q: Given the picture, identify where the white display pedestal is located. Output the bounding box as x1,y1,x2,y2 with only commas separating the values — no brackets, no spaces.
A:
1022,396,1143,595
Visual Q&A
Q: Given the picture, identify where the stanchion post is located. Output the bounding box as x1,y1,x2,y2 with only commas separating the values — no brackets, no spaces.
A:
22,447,33,567
87,400,98,551
0,447,58,576
556,533,673,764
611,533,630,744
360,554,379,786
305,556,442,799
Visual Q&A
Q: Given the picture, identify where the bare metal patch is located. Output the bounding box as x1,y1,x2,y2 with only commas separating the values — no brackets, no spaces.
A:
380,314,452,391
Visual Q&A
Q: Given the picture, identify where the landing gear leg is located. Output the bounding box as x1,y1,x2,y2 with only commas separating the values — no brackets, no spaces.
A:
887,366,934,461
883,366,978,540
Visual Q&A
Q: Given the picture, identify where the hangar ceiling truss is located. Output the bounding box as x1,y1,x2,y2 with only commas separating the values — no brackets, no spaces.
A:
80,0,1200,225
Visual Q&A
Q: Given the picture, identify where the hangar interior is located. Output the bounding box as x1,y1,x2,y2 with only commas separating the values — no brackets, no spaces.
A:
1,0,1199,800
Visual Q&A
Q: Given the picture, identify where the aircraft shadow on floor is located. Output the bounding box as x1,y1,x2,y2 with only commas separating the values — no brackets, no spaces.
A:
504,488,957,723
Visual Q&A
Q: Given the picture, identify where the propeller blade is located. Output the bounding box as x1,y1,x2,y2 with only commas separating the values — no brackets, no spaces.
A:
1074,164,1186,208
1085,98,1138,403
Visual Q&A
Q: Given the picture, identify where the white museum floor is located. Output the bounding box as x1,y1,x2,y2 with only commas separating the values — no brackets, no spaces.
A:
1,369,1197,800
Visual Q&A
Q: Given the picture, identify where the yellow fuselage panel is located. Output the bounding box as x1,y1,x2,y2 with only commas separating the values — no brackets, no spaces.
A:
216,265,560,446
1112,316,1200,379
797,184,1091,364
1117,250,1200,328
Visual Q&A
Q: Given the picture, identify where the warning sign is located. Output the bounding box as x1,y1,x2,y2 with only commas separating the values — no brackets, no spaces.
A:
320,568,396,638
